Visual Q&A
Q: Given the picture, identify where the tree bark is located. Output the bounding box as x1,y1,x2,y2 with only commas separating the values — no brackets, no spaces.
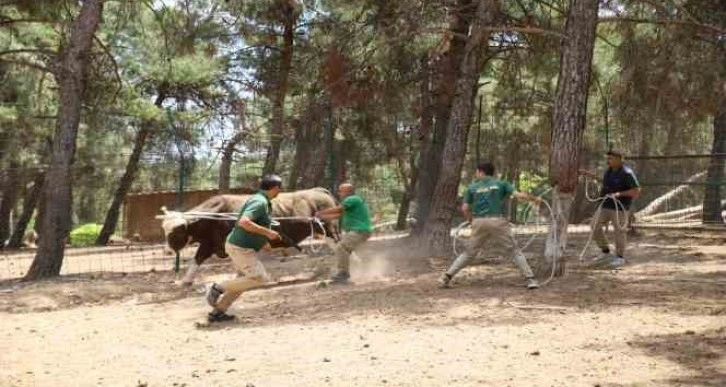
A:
288,124,306,191
703,89,726,223
7,171,44,248
25,0,104,280
413,0,474,235
262,0,296,175
219,131,246,193
396,126,420,230
543,0,599,275
96,93,165,245
219,100,249,193
0,160,20,246
420,0,497,256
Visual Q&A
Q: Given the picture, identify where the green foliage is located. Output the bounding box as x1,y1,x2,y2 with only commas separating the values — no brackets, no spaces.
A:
69,224,103,247
2,0,726,235
0,106,18,124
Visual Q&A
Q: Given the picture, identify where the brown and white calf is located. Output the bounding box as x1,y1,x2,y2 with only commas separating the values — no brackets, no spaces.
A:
159,188,340,285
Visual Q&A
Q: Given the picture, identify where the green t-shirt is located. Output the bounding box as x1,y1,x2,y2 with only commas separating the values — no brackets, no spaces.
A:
464,177,515,217
341,195,373,233
226,192,273,251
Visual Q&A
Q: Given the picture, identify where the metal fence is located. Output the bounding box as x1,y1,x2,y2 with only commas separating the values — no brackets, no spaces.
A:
627,154,726,228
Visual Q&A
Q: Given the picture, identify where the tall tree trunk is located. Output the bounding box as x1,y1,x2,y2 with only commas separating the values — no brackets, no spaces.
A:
219,131,246,193
412,0,473,235
299,125,327,189
288,124,306,190
262,0,296,175
703,90,726,223
420,0,497,256
25,0,104,280
96,94,164,245
542,0,598,276
0,160,20,246
7,171,44,248
397,145,420,231
219,100,249,193
475,94,484,166
95,126,148,245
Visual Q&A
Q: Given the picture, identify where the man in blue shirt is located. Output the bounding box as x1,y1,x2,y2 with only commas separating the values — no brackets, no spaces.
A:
580,150,641,268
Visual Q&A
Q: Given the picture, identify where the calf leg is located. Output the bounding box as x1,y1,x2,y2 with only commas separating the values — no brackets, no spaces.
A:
181,243,214,286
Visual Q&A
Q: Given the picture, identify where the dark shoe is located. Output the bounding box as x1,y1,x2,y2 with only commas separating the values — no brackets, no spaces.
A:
207,310,236,323
330,272,350,284
438,273,452,288
206,283,223,307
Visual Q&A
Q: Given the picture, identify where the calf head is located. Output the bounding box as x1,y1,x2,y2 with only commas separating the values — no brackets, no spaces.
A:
161,214,191,253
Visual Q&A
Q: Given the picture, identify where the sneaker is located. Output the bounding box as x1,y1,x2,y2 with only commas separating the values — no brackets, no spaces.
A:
438,273,452,289
591,253,614,267
330,272,350,284
610,257,626,268
207,310,236,323
206,283,223,307
526,278,540,290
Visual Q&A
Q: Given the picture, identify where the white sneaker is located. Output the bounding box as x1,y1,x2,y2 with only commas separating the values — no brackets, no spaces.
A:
526,278,540,289
591,253,613,267
610,257,626,268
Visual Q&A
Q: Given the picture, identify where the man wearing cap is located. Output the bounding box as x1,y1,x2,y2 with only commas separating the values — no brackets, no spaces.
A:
579,150,641,268
204,175,282,323
438,162,543,290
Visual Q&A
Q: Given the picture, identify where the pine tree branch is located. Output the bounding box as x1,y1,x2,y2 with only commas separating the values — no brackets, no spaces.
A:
0,48,57,57
0,18,52,27
598,16,726,35
0,58,52,73
93,35,123,103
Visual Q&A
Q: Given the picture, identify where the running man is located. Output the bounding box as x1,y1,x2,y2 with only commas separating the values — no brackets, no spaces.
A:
439,162,542,290
315,183,373,283
579,150,641,267
204,175,282,323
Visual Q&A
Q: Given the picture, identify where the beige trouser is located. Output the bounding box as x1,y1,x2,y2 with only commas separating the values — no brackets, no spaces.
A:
335,231,371,274
446,217,534,278
591,208,629,257
215,243,272,312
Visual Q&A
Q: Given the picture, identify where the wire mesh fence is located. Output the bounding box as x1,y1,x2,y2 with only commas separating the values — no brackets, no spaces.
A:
2,137,725,281
627,154,726,229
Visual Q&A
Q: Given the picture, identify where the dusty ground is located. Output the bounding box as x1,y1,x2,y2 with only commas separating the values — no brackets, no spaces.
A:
1,230,724,387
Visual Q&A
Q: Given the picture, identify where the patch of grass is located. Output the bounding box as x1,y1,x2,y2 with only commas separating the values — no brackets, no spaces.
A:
70,223,103,247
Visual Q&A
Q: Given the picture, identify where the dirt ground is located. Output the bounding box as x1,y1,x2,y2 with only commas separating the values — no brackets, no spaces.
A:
1,230,724,387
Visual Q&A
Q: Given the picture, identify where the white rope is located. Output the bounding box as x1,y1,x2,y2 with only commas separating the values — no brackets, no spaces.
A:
539,197,558,286
450,188,557,286
578,177,629,263
155,210,330,251
452,187,553,256
518,187,553,251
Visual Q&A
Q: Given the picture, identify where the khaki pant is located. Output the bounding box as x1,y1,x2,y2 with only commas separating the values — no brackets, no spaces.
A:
591,208,629,257
215,243,272,312
446,217,534,278
335,231,371,274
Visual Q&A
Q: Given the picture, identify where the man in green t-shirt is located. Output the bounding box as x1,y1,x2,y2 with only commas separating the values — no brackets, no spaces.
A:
315,183,373,283
204,175,282,323
438,163,542,290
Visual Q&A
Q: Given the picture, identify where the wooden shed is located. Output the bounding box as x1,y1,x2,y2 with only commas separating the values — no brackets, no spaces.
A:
122,187,254,242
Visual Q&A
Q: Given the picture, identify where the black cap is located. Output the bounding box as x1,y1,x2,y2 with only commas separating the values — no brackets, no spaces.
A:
260,174,283,190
